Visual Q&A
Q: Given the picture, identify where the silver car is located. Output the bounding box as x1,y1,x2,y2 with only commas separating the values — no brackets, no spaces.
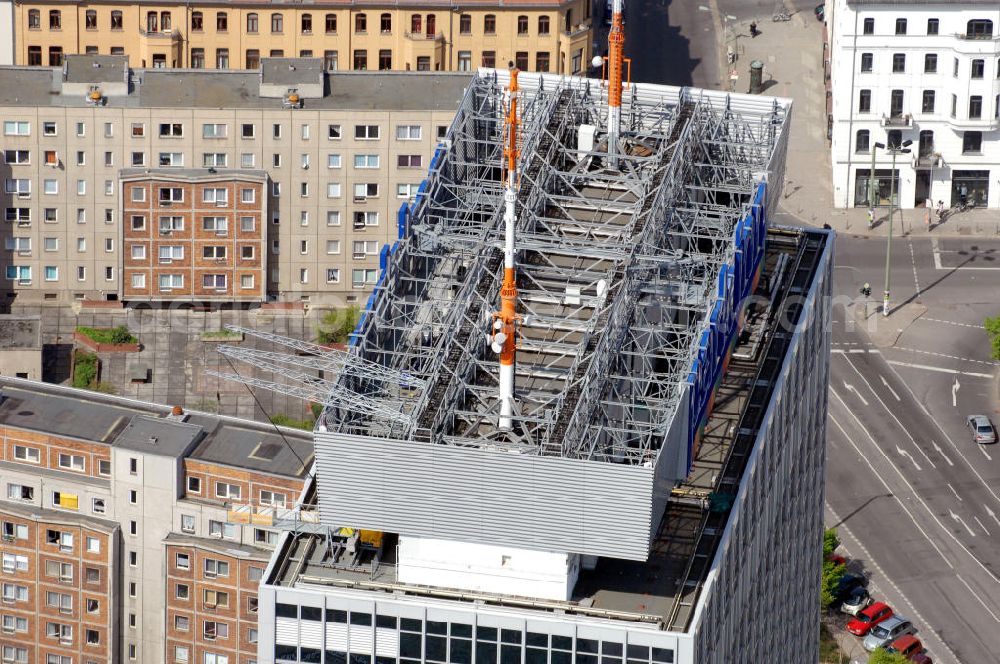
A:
863,616,914,652
967,415,997,444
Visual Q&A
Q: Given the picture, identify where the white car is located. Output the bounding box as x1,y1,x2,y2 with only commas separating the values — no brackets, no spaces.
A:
840,586,872,616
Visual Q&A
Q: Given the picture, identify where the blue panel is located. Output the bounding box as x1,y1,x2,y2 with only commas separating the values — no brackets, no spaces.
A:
397,203,409,239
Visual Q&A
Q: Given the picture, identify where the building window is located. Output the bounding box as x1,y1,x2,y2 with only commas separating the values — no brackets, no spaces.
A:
890,89,904,117
355,12,367,33
324,50,338,70
458,51,472,71
191,11,203,30
967,19,993,39
427,13,436,36
58,453,84,471
397,154,423,168
953,57,959,77
49,10,61,29
539,15,551,35
28,9,40,29
894,18,906,35
246,12,258,32
971,59,985,79
482,51,496,68
49,47,63,66
859,52,872,73
301,13,312,33
922,90,935,113
378,49,392,70
325,13,337,33
951,93,957,117
924,54,937,73
85,10,97,29
217,11,228,30
216,48,229,68
411,14,422,32
484,14,496,34
862,17,874,34
892,53,905,73
858,89,871,113
515,52,528,70
379,12,391,33
27,46,41,66
354,49,367,70
963,131,982,153
969,95,983,119
926,18,939,35
459,14,471,33
271,12,283,33
417,56,430,71
517,15,529,34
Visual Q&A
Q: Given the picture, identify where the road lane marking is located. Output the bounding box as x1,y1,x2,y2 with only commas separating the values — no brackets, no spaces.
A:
896,445,921,471
974,516,991,537
909,239,922,296
832,348,882,355
933,441,955,466
841,355,936,469
979,445,993,461
947,483,962,501
885,360,994,379
949,510,976,537
921,317,985,330
843,381,869,406
987,507,1000,527
931,237,1000,271
894,346,998,366
956,574,1000,623
880,374,900,401
830,389,999,582
827,410,952,568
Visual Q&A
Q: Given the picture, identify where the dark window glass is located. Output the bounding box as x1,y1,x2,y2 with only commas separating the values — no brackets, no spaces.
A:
327,652,347,664
377,658,397,664
863,17,874,34
327,609,347,623
301,606,322,621
526,634,547,648
651,649,674,663
401,633,422,658
428,621,447,635
602,644,622,657
351,612,372,626
501,630,522,645
969,96,983,119
892,53,905,73
887,130,902,149
895,18,907,35
276,644,298,660
966,19,993,39
302,648,322,663
352,655,372,664
927,18,938,35
477,627,498,642
377,615,398,629
856,130,870,152
452,624,472,638
452,639,472,664
577,656,597,664
275,603,297,618
553,654,571,664
526,649,546,664
425,635,447,662
577,640,598,655
476,644,497,664
626,646,649,659
401,619,422,632
501,646,521,664
859,89,871,113
971,59,984,79
603,658,622,664
860,53,872,72
552,637,573,651
922,91,935,113
924,54,937,73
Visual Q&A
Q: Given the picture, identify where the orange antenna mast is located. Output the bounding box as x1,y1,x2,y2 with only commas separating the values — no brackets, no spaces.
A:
491,68,521,430
607,0,625,168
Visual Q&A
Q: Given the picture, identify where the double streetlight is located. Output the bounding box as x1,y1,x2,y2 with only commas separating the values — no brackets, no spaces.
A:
871,139,912,316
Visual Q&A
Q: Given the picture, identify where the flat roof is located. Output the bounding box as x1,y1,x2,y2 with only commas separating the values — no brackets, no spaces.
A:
0,494,120,532
272,226,831,631
0,316,41,350
164,532,273,561
0,58,470,112
64,54,127,84
0,377,313,478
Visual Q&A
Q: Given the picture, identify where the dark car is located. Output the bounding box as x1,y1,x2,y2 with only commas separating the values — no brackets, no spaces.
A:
814,4,825,21
835,573,866,602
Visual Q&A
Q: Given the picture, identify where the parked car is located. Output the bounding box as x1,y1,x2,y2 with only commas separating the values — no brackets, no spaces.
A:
847,601,894,636
814,4,825,21
835,573,866,599
886,634,924,659
863,616,914,651
967,415,997,444
840,585,872,616
911,651,934,664
827,553,847,566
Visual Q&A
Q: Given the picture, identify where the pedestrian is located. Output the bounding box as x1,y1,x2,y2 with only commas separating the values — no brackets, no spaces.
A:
959,184,968,208
750,21,758,37
866,208,874,229
924,197,932,227
936,199,945,220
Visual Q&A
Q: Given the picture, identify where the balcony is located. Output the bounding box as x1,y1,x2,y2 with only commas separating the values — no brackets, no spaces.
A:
138,27,181,40
881,113,911,127
404,30,443,42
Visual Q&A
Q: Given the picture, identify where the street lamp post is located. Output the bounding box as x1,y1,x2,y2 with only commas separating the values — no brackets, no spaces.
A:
881,139,912,317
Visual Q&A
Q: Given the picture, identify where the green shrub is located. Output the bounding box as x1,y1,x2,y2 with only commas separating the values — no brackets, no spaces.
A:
317,306,361,345
73,351,98,389
821,560,846,610
270,414,315,431
824,527,840,558
76,325,137,345
869,647,911,664
985,316,1000,361
91,381,117,394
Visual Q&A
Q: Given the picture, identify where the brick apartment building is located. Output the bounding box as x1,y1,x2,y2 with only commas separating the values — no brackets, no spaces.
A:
0,375,314,663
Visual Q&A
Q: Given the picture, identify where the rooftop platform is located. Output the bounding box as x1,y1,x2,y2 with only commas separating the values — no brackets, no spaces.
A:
272,225,830,631
0,377,313,478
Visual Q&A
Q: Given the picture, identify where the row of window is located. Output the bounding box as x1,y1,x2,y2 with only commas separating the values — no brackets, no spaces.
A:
171,614,258,644
4,206,116,225
5,264,365,287
858,17,993,39
855,129,985,156
856,88,1000,122
27,9,564,38
858,52,1000,79
4,119,431,141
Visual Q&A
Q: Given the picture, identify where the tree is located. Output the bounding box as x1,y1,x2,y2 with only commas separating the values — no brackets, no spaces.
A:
868,647,910,664
824,527,840,558
317,306,361,345
821,560,846,610
985,316,1000,361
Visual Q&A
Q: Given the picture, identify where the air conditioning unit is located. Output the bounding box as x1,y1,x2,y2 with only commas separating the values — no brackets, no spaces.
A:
17,192,29,199
354,195,366,203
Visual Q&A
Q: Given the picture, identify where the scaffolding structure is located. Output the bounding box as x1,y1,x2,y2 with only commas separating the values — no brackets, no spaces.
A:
299,69,792,471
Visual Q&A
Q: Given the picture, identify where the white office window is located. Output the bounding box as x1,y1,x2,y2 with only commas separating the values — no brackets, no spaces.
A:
241,188,256,203
3,121,29,136
203,153,228,167
215,481,241,499
43,179,58,195
326,268,340,283
86,536,100,553
175,552,190,570
159,216,184,231
299,211,309,226
352,268,378,287
397,183,419,198
353,240,379,257
75,122,85,136
43,237,58,251
77,237,86,252
6,237,30,252
159,274,183,289
326,182,342,198
396,124,422,140
44,266,58,281
76,266,86,281
13,445,40,463
208,520,236,539
202,216,227,232
4,179,30,195
272,182,281,196
104,122,113,137
328,124,342,139
159,152,184,167
105,238,114,252
299,268,309,283
202,123,228,138
240,216,255,231
203,188,228,204
105,266,114,281
353,183,378,199
159,245,184,261
326,240,341,254
131,244,146,259
326,210,341,226
301,124,311,140
240,274,255,289
104,180,114,196
58,453,85,471
241,153,256,168
353,211,379,227
327,153,342,168
354,154,379,168
355,124,380,139
131,186,145,202
131,273,146,289
300,182,309,197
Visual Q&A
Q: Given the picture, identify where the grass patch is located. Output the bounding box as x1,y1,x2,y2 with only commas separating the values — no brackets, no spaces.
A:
76,325,137,345
72,351,98,389
270,414,315,431
317,306,361,345
200,329,244,341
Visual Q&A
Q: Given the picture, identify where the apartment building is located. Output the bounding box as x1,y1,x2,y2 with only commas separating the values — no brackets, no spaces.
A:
827,0,1000,208
0,375,314,664
11,0,592,75
0,55,467,305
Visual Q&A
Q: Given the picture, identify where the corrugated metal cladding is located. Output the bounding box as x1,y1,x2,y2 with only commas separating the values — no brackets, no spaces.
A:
313,433,656,560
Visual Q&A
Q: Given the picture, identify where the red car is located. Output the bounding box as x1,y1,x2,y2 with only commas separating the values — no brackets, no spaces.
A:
886,634,923,659
846,601,894,636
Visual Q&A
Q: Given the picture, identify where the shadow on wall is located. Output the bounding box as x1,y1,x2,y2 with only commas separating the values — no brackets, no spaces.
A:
0,160,13,314
627,0,701,87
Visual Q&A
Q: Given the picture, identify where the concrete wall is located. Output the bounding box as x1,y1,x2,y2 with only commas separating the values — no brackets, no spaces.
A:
0,348,42,380
0,0,12,65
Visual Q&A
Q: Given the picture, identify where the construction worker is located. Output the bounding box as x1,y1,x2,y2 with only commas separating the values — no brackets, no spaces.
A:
860,282,872,298
866,208,874,229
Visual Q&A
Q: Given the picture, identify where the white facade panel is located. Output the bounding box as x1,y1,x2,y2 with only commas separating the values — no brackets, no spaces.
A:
276,617,299,645
326,622,349,650
301,621,323,649
349,624,374,653
375,627,400,657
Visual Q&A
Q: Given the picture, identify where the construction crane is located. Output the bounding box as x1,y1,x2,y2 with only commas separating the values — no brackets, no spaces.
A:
490,68,522,431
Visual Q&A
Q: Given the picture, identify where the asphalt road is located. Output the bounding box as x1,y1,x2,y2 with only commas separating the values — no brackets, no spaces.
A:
827,234,1000,664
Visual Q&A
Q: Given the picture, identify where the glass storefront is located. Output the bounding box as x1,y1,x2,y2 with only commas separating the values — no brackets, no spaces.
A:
950,170,989,207
853,169,900,207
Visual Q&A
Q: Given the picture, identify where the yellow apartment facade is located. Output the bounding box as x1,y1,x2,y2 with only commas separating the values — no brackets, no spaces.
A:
13,0,593,74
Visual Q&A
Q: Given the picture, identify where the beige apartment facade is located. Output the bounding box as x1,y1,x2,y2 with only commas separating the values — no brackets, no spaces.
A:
13,0,592,75
0,55,467,306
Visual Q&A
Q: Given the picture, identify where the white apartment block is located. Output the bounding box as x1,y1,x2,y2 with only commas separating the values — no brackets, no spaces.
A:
827,0,1000,209
0,0,13,65
0,55,466,306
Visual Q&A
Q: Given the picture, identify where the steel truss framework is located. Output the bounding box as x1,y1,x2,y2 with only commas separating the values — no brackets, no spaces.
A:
291,71,789,467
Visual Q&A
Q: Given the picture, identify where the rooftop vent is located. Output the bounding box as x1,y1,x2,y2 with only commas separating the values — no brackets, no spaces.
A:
249,442,282,461
148,435,158,445
283,89,303,109
85,87,105,106
166,405,189,422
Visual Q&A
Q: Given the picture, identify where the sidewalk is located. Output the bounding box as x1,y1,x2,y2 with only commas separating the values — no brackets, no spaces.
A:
712,7,1000,239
